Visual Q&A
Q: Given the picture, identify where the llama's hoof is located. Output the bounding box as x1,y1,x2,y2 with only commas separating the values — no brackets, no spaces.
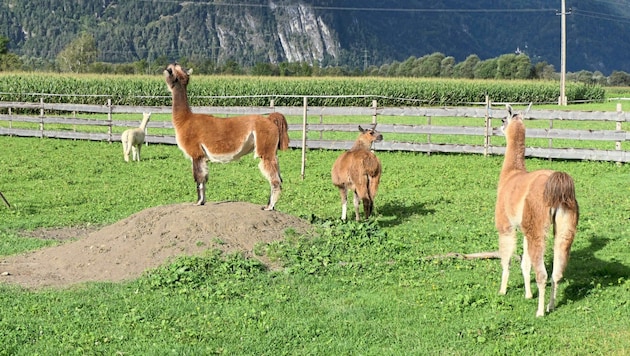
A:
261,206,275,211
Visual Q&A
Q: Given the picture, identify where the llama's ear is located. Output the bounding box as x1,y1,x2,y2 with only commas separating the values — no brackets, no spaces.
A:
523,102,532,118
358,125,365,132
506,104,513,117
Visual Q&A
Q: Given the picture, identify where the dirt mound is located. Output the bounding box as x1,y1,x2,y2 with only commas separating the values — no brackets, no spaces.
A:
0,202,311,289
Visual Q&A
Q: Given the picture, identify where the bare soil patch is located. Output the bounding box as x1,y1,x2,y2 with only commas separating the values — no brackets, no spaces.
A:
0,202,311,289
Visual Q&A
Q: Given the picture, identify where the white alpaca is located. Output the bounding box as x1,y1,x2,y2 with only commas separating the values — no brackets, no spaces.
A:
121,112,151,162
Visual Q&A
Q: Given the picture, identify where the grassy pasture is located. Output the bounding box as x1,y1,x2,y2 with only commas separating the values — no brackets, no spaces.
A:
0,132,628,354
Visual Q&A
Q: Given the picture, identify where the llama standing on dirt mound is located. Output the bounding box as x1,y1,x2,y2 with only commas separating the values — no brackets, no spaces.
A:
331,125,383,221
163,63,290,210
121,112,151,162
496,104,579,317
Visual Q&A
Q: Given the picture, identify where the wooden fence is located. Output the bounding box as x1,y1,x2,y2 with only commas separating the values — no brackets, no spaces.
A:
0,99,628,176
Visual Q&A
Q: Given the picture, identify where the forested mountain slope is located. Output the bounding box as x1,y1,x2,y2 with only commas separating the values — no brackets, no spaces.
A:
0,0,628,74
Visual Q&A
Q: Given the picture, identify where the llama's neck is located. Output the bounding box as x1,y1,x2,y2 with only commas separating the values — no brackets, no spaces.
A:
501,126,527,175
139,116,150,130
170,85,192,122
351,139,372,151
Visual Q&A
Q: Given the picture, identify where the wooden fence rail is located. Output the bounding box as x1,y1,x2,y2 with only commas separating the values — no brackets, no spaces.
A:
0,99,628,169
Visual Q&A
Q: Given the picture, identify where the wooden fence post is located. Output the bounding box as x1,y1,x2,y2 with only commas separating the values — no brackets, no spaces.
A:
616,103,623,165
8,107,12,136
269,99,275,112
300,96,308,180
107,98,112,143
372,99,378,124
616,103,623,151
484,95,490,157
548,118,554,161
319,112,323,140
39,97,44,138
426,115,432,156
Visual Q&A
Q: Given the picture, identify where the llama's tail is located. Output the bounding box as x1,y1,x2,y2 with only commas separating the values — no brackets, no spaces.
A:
544,171,580,225
267,112,290,150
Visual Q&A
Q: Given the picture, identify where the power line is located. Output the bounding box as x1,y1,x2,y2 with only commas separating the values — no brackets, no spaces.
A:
138,0,556,13
573,9,630,24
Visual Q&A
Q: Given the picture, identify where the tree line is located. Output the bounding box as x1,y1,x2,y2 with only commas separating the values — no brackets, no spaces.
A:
1,34,629,87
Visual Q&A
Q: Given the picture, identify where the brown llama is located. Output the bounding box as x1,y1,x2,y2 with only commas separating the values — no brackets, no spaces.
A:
331,125,383,221
496,104,579,317
163,63,290,210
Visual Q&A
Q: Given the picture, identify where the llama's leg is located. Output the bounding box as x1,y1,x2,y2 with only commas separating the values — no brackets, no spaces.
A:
259,158,282,210
131,146,138,161
363,198,373,219
521,237,533,299
526,233,548,317
122,137,130,162
367,175,380,218
338,187,348,221
547,207,578,313
354,182,371,220
352,191,361,221
498,228,517,295
192,157,208,205
136,144,142,161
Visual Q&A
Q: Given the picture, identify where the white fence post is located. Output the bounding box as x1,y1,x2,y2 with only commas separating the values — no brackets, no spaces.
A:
300,96,308,180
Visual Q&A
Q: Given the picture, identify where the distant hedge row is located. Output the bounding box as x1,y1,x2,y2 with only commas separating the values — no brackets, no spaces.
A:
0,72,605,107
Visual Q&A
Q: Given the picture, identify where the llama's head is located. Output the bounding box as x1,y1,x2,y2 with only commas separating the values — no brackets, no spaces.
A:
358,124,383,143
502,104,525,139
164,63,193,91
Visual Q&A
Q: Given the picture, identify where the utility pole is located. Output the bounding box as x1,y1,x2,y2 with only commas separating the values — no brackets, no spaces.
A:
557,1,572,106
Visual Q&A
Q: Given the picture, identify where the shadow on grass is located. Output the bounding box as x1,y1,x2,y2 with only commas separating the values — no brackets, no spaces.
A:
562,236,629,304
376,200,437,227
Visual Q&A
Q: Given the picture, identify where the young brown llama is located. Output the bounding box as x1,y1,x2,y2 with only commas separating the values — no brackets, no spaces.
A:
121,112,151,162
331,125,383,221
496,105,579,317
164,63,289,210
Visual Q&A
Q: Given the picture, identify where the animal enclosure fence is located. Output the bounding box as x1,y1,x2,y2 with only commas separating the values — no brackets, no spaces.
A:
0,97,628,178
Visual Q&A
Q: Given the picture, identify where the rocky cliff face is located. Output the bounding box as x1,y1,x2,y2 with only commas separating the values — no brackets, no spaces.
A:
271,2,339,63
208,1,339,65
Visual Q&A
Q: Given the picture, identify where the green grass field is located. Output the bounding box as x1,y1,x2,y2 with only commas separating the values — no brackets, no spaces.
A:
0,124,629,353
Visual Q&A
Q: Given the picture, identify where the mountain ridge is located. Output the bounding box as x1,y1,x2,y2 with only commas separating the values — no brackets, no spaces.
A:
0,0,629,74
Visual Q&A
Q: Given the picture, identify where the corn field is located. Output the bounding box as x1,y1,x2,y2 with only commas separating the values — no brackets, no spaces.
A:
0,72,605,107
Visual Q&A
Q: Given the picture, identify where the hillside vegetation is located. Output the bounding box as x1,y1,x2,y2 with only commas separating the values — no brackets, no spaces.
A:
0,0,629,74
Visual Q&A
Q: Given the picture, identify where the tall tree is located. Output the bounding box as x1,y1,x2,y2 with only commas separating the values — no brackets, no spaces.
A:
56,33,97,73
453,54,480,79
0,36,22,71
